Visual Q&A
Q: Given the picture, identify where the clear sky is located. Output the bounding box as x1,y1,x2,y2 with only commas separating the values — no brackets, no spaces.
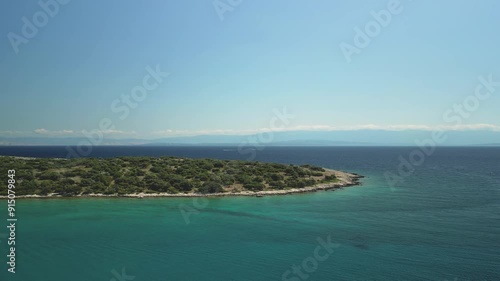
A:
1,0,499,139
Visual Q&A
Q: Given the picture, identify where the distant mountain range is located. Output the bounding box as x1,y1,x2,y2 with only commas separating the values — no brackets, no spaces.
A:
1,130,499,146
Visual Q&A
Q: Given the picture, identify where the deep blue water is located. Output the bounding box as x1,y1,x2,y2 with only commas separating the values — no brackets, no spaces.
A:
0,146,499,281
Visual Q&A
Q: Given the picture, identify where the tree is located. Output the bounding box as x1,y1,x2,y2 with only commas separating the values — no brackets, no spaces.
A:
244,182,265,191
269,181,285,190
39,171,60,181
198,181,223,194
177,179,193,192
269,173,283,181
324,175,337,181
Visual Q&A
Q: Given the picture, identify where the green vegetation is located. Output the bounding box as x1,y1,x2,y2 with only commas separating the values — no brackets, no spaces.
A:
0,156,338,196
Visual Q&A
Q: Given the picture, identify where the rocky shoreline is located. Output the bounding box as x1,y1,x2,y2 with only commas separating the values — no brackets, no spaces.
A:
1,169,363,199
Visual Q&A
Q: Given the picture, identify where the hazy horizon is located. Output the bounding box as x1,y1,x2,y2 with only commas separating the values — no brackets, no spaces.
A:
1,0,499,143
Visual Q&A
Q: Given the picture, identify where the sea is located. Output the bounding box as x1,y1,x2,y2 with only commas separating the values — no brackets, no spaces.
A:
0,146,499,281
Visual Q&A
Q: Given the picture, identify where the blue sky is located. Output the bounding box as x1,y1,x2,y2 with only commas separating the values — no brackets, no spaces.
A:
0,0,499,139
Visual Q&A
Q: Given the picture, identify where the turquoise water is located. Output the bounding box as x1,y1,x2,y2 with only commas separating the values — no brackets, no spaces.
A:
0,147,499,280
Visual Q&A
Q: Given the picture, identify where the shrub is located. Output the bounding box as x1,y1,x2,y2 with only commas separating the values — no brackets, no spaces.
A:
244,182,265,191
167,186,179,194
199,181,223,194
220,174,234,185
269,181,285,189
176,179,193,192
63,170,78,177
310,166,325,172
39,171,60,181
61,178,76,185
324,175,337,181
269,173,283,181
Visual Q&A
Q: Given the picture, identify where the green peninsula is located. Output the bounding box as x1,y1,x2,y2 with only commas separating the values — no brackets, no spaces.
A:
0,156,362,197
